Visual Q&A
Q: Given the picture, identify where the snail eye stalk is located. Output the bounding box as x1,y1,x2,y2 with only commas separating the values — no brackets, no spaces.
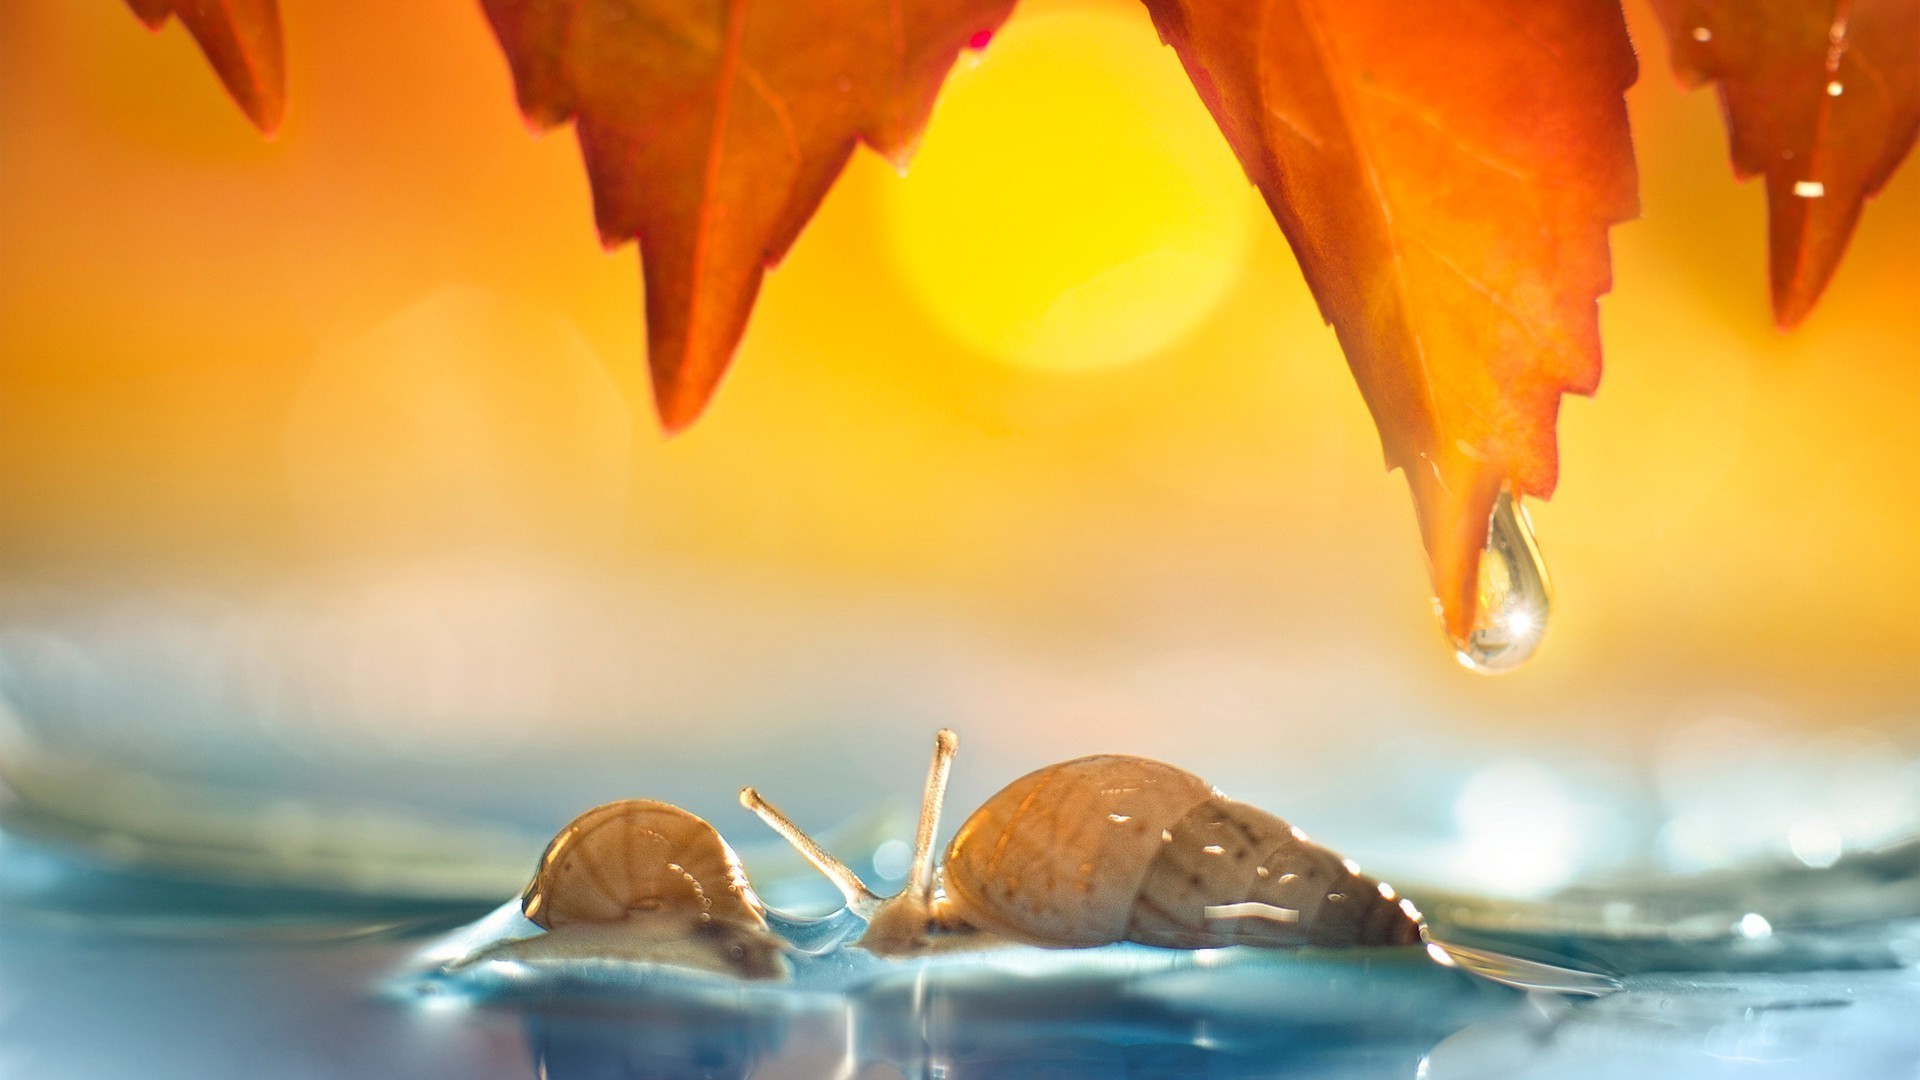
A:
908,729,959,902
739,787,879,914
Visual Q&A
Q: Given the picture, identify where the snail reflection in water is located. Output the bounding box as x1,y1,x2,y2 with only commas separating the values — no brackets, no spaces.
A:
742,730,1423,957
501,798,788,979
525,999,790,1080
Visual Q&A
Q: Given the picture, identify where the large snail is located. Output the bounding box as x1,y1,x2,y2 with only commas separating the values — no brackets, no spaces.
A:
742,730,1423,956
508,798,788,979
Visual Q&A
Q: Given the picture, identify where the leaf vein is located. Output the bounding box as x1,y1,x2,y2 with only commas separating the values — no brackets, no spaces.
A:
1408,232,1549,352
1354,80,1533,188
1284,0,1438,439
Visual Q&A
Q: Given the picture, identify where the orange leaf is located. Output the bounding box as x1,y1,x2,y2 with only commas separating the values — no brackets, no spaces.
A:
1650,0,1920,328
480,0,1015,430
124,0,285,134
1140,0,1639,642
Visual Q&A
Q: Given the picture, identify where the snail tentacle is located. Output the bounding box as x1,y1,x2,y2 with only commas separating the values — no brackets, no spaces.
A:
739,786,881,917
908,729,959,902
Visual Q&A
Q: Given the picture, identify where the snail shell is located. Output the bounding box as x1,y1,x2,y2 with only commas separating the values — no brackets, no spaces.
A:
517,799,786,978
943,755,1420,949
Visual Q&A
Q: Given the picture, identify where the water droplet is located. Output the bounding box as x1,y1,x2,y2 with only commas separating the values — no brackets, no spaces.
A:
1451,488,1551,674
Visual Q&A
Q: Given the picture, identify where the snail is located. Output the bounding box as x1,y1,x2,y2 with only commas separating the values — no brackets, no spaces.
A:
506,798,788,979
741,730,1423,956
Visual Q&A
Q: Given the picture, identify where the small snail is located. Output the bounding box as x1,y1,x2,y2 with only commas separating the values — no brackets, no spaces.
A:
742,730,1422,956
509,798,787,979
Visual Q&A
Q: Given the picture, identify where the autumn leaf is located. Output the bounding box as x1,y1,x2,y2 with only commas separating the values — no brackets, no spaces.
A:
124,0,285,134
1140,0,1639,642
479,0,1015,430
1650,0,1920,328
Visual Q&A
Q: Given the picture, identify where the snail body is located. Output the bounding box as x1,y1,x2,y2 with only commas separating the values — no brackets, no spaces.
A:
744,733,1421,956
513,798,787,979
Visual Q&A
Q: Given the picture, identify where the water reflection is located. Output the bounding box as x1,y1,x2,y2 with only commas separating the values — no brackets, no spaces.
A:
526,999,789,1080
4,864,1918,1080
503,948,1515,1080
851,955,1498,1079
404,888,1920,1080
1423,971,1920,1080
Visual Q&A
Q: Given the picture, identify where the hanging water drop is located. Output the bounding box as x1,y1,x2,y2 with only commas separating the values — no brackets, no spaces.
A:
1449,488,1551,674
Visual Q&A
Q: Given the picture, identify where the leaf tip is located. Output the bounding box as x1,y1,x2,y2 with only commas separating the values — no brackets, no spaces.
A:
1771,291,1815,332
1406,458,1504,650
653,404,702,436
647,350,728,435
1765,197,1851,332
129,0,286,136
239,87,287,136
649,379,710,435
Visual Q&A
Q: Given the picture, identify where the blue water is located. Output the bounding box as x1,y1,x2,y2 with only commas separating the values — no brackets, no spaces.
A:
5,830,1919,1080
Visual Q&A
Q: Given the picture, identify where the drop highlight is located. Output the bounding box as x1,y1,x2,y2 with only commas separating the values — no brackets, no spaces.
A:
1449,489,1551,674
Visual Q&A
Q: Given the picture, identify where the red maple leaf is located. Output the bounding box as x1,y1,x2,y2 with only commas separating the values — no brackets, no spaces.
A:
479,0,1015,430
1140,0,1640,641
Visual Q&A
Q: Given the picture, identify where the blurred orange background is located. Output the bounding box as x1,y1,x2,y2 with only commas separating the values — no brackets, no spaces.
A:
1,0,1918,780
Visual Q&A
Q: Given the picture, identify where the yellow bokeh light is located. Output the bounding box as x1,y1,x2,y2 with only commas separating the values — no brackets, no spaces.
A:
880,1,1258,374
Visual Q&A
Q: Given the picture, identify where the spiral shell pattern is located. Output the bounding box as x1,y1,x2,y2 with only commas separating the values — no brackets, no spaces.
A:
1128,798,1421,947
941,755,1419,949
522,799,764,932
